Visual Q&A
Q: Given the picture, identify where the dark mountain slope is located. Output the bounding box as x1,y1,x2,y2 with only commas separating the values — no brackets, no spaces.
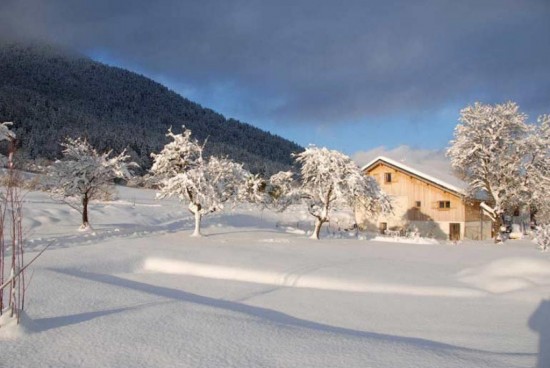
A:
0,42,302,175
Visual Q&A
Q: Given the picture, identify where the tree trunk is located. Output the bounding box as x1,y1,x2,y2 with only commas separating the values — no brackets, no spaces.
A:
189,202,202,237
310,218,325,240
192,211,202,237
81,193,89,229
492,215,504,243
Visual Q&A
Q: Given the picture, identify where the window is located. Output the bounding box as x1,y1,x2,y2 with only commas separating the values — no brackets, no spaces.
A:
384,173,392,183
415,201,421,208
438,201,451,209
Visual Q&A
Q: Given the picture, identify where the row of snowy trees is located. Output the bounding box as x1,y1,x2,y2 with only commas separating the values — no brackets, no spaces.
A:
149,127,391,239
15,101,549,245
44,126,391,239
447,102,550,243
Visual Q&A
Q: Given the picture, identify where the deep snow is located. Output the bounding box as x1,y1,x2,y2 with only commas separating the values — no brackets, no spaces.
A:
1,186,549,368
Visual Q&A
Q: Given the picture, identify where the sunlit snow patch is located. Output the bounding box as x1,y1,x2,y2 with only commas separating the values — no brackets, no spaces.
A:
143,258,484,298
370,236,439,245
259,238,291,243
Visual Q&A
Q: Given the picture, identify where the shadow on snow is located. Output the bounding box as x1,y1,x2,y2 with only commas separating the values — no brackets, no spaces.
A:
30,301,168,333
48,267,533,363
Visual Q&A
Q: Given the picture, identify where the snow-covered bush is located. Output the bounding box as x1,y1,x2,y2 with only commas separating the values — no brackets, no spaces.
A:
0,122,16,167
447,102,549,242
150,127,249,237
242,170,298,211
534,224,550,251
47,137,136,229
294,146,391,240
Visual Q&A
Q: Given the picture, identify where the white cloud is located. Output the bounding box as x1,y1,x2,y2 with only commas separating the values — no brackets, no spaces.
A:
352,145,448,168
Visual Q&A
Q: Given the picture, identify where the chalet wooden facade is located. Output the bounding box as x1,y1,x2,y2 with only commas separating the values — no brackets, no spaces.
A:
356,157,492,240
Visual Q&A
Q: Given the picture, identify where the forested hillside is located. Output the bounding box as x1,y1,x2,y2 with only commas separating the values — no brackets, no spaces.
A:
0,41,303,175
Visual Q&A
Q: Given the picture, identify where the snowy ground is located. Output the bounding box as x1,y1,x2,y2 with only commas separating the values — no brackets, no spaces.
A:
1,186,549,367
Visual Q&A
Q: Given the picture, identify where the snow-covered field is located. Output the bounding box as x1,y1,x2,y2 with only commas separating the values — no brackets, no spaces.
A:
1,186,549,367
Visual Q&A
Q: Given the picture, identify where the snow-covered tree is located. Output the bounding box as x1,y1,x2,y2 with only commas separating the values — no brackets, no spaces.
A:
525,115,550,225
447,102,549,241
48,137,136,229
150,127,249,237
294,146,391,240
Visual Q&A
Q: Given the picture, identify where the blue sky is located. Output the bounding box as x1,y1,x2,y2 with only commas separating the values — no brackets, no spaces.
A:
1,0,549,162
145,63,463,155
89,50,461,156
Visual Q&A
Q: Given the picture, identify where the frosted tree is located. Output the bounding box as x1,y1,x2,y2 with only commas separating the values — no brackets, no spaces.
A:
447,102,537,241
294,146,391,240
150,127,249,237
47,137,136,230
525,115,550,225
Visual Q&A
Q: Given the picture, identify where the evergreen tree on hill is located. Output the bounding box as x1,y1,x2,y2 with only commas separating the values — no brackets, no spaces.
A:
0,41,303,176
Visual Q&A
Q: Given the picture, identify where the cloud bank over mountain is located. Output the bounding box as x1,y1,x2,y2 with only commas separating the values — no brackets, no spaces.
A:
1,0,548,128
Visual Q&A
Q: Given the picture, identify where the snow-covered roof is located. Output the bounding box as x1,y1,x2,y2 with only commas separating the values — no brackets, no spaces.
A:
362,156,467,196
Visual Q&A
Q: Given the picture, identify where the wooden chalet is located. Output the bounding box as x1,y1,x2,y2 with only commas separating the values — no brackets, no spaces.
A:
357,156,492,240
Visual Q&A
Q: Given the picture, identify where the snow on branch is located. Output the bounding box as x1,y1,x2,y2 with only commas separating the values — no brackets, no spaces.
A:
534,224,550,252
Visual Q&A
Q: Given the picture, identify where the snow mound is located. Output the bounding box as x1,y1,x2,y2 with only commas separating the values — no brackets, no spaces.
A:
0,311,34,339
143,258,484,298
458,257,550,294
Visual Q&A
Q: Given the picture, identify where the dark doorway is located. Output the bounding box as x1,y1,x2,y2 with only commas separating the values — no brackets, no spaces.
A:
449,223,461,241
379,222,387,234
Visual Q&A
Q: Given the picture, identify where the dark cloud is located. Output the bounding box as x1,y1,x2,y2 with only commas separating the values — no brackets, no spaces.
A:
1,0,549,125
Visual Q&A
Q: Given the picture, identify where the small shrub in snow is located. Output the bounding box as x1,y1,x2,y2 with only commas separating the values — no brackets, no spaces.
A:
242,170,298,211
0,122,22,324
46,137,136,229
0,122,49,327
